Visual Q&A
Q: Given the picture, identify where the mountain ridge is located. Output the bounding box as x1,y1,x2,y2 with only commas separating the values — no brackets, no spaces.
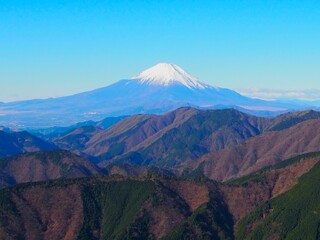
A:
0,130,57,158
0,150,102,188
50,107,320,180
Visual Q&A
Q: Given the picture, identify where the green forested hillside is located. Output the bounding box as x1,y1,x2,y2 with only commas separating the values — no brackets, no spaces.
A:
0,151,320,239
0,176,227,240
236,161,320,240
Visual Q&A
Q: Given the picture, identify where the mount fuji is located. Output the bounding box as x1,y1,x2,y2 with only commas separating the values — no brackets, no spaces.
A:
0,63,304,128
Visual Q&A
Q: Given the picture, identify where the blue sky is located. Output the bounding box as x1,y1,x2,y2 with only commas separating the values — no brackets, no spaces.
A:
1,0,320,102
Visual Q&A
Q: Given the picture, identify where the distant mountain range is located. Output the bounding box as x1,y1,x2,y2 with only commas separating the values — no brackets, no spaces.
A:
2,107,320,182
0,63,315,128
0,130,57,158
1,107,320,239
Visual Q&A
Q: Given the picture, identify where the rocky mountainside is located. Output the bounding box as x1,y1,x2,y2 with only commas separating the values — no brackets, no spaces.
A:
0,150,102,188
0,151,319,239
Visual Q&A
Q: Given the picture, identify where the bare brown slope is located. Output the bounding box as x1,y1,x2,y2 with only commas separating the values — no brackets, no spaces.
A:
220,153,320,223
141,114,264,166
52,108,320,170
83,107,200,157
0,184,83,240
97,108,267,169
195,119,320,181
265,109,320,131
0,150,101,188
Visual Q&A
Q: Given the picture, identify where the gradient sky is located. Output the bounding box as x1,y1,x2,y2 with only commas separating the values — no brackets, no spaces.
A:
1,0,320,102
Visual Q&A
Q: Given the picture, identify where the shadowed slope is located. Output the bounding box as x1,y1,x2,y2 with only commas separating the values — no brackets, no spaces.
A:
0,130,57,158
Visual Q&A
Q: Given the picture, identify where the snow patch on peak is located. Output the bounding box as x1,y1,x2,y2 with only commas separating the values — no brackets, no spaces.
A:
131,63,213,89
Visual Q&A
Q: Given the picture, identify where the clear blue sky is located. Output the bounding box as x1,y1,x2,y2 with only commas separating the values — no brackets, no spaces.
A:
1,0,320,102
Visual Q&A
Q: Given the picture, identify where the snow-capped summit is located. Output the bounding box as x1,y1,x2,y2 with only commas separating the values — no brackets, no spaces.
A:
131,63,211,89
0,63,292,128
